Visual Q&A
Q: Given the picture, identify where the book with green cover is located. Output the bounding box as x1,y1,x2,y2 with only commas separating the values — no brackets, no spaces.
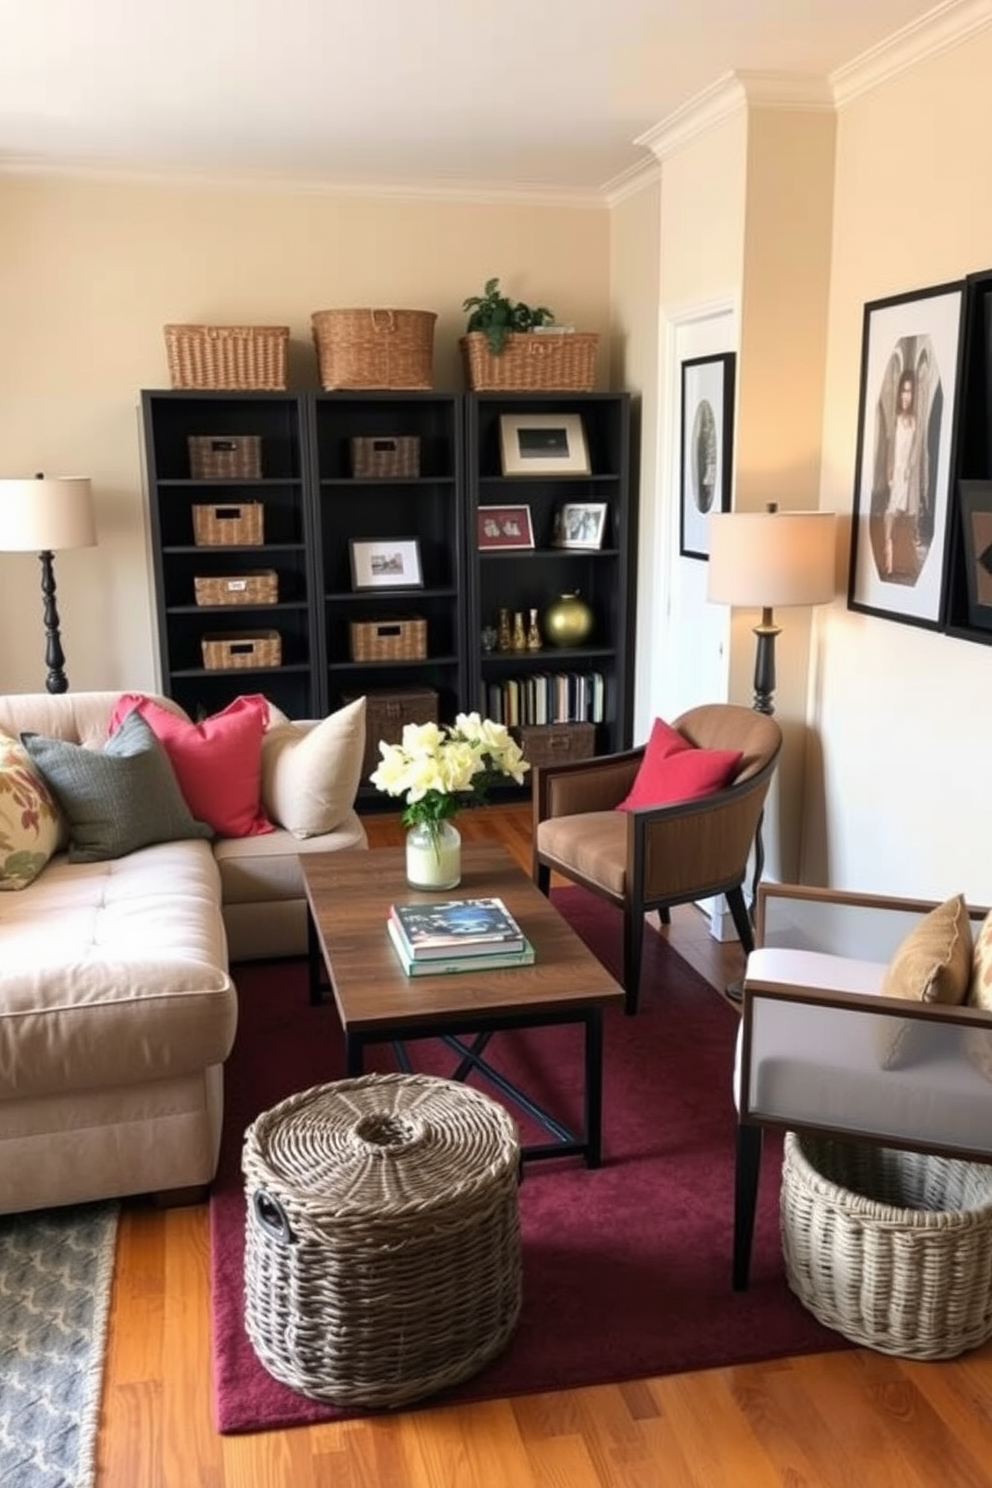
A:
387,916,535,977
389,895,525,959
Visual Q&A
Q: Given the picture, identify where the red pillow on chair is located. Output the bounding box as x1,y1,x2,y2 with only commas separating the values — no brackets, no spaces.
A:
616,717,742,811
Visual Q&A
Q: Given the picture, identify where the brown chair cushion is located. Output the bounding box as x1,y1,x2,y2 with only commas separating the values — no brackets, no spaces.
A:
536,812,626,896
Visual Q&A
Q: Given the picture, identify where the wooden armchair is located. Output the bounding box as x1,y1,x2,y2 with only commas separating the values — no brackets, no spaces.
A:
733,883,992,1290
532,704,782,1015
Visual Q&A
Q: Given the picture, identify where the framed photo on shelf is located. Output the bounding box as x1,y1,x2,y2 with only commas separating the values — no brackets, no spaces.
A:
553,500,608,550
349,537,423,591
499,413,590,476
679,352,735,559
847,280,964,629
477,505,535,550
957,480,992,631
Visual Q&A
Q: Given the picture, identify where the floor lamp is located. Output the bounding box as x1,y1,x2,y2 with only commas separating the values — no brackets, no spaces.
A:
707,501,836,933
0,474,97,693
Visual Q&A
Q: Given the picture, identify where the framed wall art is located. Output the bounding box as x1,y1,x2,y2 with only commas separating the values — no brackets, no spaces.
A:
499,413,590,476
957,479,992,631
349,537,423,590
847,280,965,629
679,352,735,559
477,505,535,550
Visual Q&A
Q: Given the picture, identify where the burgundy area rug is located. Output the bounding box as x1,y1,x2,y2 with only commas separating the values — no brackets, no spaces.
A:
209,886,849,1434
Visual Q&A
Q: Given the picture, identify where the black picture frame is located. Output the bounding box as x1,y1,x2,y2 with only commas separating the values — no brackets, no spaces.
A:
679,353,735,559
957,480,992,631
847,280,965,629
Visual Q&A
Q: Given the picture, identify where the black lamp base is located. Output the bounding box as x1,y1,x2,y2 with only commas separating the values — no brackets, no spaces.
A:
39,549,69,694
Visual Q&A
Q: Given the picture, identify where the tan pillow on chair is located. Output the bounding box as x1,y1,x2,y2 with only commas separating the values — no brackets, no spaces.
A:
873,894,973,1069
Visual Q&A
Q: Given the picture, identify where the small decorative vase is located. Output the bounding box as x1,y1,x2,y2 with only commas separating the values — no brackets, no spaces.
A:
526,607,543,650
512,610,528,651
543,591,594,648
496,607,513,653
405,818,462,891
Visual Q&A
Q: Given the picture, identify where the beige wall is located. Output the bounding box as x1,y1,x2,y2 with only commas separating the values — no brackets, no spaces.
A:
812,27,992,899
0,177,610,693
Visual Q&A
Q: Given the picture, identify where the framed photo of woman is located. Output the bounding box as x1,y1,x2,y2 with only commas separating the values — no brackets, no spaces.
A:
847,281,965,628
679,353,735,559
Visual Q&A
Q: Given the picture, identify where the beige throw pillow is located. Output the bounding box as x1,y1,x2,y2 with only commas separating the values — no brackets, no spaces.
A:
873,894,973,1069
261,697,366,838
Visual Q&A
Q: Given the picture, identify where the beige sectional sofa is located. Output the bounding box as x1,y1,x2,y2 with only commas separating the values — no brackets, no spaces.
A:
0,689,368,1215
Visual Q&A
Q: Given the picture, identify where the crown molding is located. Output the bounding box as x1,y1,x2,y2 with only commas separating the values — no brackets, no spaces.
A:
831,0,992,107
603,156,661,207
0,155,608,210
635,71,832,163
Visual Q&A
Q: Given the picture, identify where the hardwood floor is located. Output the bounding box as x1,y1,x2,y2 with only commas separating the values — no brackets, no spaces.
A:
95,803,992,1486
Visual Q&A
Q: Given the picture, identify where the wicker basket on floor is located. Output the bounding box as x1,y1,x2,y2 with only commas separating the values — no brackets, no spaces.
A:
460,330,599,391
781,1131,992,1359
311,308,436,389
242,1074,522,1407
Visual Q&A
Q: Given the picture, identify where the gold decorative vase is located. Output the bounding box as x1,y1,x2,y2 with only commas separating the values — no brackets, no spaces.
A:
542,592,593,648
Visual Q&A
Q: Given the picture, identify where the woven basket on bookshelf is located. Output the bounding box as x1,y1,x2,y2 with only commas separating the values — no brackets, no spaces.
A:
350,436,421,478
192,501,264,547
311,309,436,390
349,617,426,662
193,571,278,607
188,435,262,480
201,631,281,670
460,331,599,391
164,324,289,390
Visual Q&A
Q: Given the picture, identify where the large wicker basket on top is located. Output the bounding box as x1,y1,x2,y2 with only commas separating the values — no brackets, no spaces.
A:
311,308,436,390
164,324,289,390
781,1131,992,1360
461,330,599,391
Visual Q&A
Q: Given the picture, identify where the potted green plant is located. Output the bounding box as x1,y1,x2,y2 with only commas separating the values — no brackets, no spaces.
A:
462,277,556,356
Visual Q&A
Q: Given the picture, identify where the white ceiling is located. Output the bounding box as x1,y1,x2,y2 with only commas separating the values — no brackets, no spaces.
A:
0,0,958,200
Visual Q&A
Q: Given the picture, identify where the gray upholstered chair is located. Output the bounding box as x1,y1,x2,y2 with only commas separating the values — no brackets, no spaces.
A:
733,883,992,1290
532,704,782,1015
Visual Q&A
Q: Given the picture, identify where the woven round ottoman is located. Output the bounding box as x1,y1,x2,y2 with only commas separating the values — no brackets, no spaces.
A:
242,1073,522,1407
781,1131,992,1359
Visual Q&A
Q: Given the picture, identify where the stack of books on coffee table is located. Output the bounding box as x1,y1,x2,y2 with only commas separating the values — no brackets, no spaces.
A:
386,896,535,977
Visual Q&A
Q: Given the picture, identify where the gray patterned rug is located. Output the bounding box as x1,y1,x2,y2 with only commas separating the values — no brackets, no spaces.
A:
0,1202,119,1488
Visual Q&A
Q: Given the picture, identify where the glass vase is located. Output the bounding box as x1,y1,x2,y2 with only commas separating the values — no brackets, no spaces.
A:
405,818,462,891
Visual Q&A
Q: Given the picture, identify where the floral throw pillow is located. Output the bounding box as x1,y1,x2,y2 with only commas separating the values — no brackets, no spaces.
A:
0,731,62,890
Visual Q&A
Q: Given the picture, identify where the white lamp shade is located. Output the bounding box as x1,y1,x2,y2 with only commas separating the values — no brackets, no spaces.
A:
0,478,96,552
707,509,836,609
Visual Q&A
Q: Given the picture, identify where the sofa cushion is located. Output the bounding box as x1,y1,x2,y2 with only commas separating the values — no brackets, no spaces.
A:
22,711,214,864
874,894,973,1069
260,697,366,838
616,717,741,812
111,692,273,838
0,733,62,889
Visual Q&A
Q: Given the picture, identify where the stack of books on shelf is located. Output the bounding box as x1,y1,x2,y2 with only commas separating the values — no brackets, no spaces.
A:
387,896,535,977
483,671,605,728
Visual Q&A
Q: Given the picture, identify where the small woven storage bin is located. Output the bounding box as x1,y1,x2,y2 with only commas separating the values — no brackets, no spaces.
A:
460,330,599,391
311,308,436,389
350,435,421,478
201,631,281,669
164,324,289,390
188,435,262,480
192,502,264,547
781,1131,992,1359
194,571,278,607
350,616,426,662
242,1074,522,1407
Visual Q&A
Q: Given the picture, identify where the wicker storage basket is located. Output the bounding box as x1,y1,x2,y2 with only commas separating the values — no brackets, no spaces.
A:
201,631,281,669
350,616,427,662
781,1131,992,1359
192,502,264,547
194,571,278,607
350,435,421,478
345,687,439,780
188,435,262,480
311,308,436,390
242,1074,522,1407
513,722,596,768
460,330,599,391
164,324,289,390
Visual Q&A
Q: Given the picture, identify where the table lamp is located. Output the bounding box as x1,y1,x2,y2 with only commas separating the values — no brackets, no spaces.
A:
0,474,97,693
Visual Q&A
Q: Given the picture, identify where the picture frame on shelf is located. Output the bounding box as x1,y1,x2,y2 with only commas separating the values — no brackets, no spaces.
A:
957,480,992,631
477,505,535,550
847,280,965,630
679,353,735,559
499,413,590,476
349,537,424,591
553,501,608,550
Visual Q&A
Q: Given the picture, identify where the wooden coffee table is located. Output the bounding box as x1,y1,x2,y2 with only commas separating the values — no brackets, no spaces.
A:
301,843,625,1166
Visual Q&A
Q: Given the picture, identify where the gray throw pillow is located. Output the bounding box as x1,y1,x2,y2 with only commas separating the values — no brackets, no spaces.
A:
21,710,214,863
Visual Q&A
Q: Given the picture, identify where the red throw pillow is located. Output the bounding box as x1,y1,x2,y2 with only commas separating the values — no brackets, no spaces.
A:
617,717,742,811
109,693,273,837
